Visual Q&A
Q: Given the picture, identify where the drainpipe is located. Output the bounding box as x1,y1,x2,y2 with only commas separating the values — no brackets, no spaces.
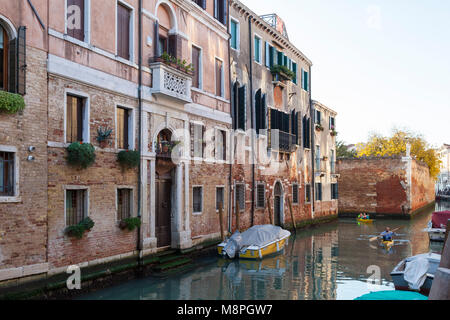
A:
137,0,143,267
309,66,315,217
227,1,233,234
248,15,256,226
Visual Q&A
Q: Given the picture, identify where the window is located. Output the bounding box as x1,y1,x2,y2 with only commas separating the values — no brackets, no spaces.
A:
329,116,336,130
0,24,25,94
292,62,298,84
331,183,339,200
230,18,239,50
302,68,309,91
214,0,227,25
330,150,335,173
191,123,204,158
292,184,299,204
305,184,311,203
215,58,223,97
192,0,206,10
315,183,323,201
216,129,226,161
0,25,8,90
117,106,132,150
0,152,14,197
66,94,87,143
235,183,245,212
117,188,132,220
192,46,202,89
232,83,247,131
302,116,311,149
314,109,322,125
256,184,265,208
255,89,267,134
66,0,86,42
117,2,131,60
193,186,203,213
254,35,262,64
315,145,321,169
216,187,225,211
66,189,87,226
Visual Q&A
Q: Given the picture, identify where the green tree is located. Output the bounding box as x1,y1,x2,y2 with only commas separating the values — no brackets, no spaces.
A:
336,140,357,158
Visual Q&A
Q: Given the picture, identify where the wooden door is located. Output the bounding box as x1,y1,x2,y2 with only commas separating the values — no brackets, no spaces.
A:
156,174,172,247
274,196,281,226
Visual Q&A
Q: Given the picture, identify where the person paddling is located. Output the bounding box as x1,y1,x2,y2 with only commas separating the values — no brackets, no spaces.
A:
380,227,396,241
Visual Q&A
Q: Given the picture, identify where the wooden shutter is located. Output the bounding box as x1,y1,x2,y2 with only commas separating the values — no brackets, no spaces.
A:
190,123,194,157
215,59,223,97
293,63,297,84
117,4,130,60
222,0,228,25
192,46,200,88
256,184,265,208
8,36,17,93
232,82,238,130
16,26,26,95
202,125,206,158
238,85,246,130
67,0,85,41
261,94,266,132
255,89,261,133
265,42,270,67
154,21,160,57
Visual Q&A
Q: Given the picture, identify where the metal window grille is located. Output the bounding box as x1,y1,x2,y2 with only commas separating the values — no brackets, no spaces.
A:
66,189,87,226
117,189,132,220
193,187,202,213
0,152,14,196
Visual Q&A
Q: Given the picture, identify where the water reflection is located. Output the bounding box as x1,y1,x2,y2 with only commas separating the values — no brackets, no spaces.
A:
79,203,445,301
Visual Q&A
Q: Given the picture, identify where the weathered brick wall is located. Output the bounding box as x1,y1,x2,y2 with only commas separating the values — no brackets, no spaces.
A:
337,157,434,216
47,77,139,269
0,47,48,270
411,160,435,213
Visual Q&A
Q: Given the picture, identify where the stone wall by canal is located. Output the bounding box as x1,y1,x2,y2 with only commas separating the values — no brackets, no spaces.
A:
337,156,435,218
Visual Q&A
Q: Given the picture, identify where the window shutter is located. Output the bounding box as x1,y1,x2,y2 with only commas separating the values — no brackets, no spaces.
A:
168,34,182,59
190,123,194,158
202,125,206,158
8,36,17,93
255,89,261,133
271,46,276,67
293,63,297,84
265,42,270,67
202,0,207,10
16,26,26,95
261,94,266,132
238,85,246,130
232,82,238,130
154,21,160,57
222,0,228,25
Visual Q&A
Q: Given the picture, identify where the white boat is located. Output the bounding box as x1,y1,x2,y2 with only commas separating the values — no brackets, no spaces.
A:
424,211,450,242
390,252,441,296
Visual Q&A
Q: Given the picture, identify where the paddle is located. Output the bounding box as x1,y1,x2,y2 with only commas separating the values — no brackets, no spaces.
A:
369,227,403,242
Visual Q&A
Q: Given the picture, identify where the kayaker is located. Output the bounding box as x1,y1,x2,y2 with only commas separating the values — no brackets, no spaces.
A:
380,227,396,241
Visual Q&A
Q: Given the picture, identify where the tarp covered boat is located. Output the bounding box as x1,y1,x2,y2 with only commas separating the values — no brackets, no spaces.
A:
218,225,291,260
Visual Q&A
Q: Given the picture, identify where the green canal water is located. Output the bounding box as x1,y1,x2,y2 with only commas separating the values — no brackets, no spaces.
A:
78,203,448,300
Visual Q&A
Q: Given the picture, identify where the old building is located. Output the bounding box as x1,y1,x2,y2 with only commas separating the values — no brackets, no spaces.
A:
437,144,450,192
228,0,337,231
312,101,339,219
337,150,436,218
1,0,231,285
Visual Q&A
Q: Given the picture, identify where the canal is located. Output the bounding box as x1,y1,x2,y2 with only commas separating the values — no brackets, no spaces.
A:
78,202,449,300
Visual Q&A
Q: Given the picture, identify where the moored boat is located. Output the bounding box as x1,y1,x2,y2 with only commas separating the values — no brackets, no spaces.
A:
218,225,291,260
357,218,374,223
424,211,450,242
390,252,441,296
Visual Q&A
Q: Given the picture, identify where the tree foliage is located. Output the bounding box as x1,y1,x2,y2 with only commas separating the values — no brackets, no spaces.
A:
336,140,357,158
356,130,441,180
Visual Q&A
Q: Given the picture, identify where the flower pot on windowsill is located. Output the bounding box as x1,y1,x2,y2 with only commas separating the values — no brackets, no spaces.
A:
330,130,338,137
315,124,324,132
119,217,142,231
66,142,96,169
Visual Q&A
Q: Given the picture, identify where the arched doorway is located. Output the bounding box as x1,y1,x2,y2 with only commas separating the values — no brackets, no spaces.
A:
155,129,176,248
274,182,283,226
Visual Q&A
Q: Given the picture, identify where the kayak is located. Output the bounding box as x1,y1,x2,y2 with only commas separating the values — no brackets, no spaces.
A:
357,218,374,223
382,240,394,250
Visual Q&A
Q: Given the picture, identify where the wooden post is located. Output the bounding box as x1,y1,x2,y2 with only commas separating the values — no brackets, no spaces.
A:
288,196,297,234
236,199,240,233
218,202,225,241
267,196,273,225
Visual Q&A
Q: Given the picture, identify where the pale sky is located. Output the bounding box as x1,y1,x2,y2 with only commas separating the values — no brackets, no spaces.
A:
242,0,450,148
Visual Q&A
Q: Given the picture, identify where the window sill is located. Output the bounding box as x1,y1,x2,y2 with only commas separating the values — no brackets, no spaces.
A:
0,196,21,203
192,212,203,216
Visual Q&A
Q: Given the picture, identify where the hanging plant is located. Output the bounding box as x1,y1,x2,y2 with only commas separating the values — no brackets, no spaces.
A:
119,217,142,231
270,65,295,82
315,124,324,131
96,126,113,148
330,129,338,137
0,91,25,114
65,217,95,239
67,142,96,169
117,150,140,169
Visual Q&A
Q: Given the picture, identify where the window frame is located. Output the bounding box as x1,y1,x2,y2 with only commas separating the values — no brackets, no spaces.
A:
191,44,203,90
254,34,262,65
305,184,311,204
116,187,134,221
315,182,323,202
215,185,225,212
0,24,8,91
64,186,89,228
215,128,227,162
0,146,19,202
292,183,299,205
115,0,135,63
235,182,245,213
64,89,90,144
214,56,225,98
115,104,135,150
64,0,91,44
230,16,240,52
256,183,266,209
192,185,203,215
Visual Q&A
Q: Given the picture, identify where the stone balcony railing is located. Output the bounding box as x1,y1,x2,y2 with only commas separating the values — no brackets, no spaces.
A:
149,62,192,104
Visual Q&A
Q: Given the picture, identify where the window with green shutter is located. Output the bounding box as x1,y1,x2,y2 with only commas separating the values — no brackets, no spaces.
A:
254,35,261,63
293,63,297,84
230,19,238,50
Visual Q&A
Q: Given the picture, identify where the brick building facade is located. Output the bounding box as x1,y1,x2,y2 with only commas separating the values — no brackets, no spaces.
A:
337,154,435,218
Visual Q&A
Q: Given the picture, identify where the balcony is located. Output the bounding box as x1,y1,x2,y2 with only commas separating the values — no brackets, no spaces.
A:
270,130,296,152
149,61,192,104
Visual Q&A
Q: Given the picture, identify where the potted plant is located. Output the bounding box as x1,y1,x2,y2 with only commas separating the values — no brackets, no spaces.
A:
315,123,324,131
119,217,142,231
270,64,295,82
65,217,95,239
96,126,113,148
117,150,140,169
66,142,96,169
0,91,25,114
330,128,338,136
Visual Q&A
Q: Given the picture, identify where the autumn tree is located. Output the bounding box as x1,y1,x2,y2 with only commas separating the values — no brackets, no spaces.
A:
356,130,441,180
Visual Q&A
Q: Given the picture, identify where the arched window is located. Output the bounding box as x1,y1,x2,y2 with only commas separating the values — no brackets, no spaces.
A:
154,3,180,59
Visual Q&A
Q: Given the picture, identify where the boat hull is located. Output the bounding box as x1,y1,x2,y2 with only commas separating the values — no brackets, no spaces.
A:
218,235,289,260
390,272,434,296
357,219,374,223
426,228,446,242
382,240,394,250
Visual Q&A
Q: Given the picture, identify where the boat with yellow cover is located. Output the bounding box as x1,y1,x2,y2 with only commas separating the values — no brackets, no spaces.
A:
357,218,374,223
218,225,291,260
381,240,394,250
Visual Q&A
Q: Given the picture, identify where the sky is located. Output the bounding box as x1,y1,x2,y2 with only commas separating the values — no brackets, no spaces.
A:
242,0,450,147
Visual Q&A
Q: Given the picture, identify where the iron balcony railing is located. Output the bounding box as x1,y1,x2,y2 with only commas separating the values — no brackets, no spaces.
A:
270,130,296,152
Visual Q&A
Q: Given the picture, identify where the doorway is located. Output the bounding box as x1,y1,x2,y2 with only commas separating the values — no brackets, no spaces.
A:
274,182,283,226
156,172,172,247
